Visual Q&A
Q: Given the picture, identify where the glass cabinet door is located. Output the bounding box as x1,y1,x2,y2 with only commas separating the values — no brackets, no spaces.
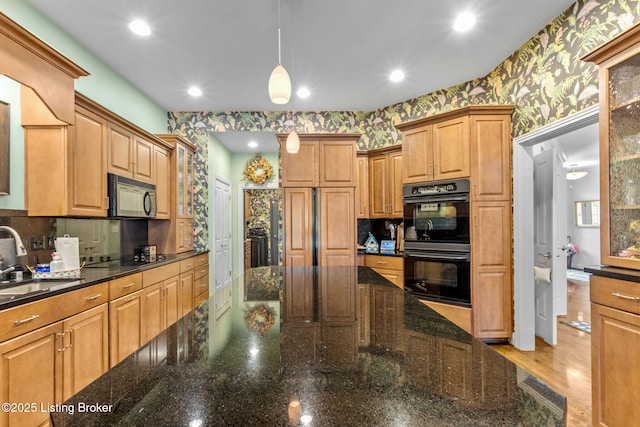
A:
177,144,185,215
607,54,640,261
186,149,193,216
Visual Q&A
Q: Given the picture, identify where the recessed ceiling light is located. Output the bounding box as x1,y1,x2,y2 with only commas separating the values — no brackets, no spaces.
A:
389,70,405,82
453,12,476,32
128,19,151,36
248,141,258,149
297,87,310,98
188,87,202,97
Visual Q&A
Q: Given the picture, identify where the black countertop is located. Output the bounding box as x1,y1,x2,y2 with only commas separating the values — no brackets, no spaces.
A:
584,264,640,283
0,252,206,310
51,266,566,427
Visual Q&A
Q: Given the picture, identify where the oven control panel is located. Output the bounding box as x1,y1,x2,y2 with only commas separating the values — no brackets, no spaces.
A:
412,183,456,194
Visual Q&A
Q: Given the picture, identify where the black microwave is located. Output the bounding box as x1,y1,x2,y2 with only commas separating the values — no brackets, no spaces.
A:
107,173,157,218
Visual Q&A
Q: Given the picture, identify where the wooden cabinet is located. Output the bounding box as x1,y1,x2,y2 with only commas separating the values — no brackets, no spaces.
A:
109,288,144,367
279,134,360,187
23,92,107,217
154,145,171,219
471,201,512,339
364,255,403,288
318,188,356,266
398,105,512,186
107,124,155,183
193,253,210,303
356,152,369,218
0,284,109,426
151,134,197,254
590,274,640,427
283,187,313,266
370,283,404,351
368,146,403,218
583,22,640,270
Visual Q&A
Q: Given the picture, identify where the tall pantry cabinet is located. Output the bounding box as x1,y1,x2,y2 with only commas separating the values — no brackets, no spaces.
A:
397,105,514,340
279,134,360,267
583,21,640,427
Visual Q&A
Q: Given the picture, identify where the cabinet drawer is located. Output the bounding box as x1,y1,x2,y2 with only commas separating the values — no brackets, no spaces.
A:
194,275,208,296
194,265,209,280
194,253,209,268
591,275,640,315
143,262,181,287
365,255,403,271
0,282,108,342
194,290,209,307
109,273,143,300
180,258,195,273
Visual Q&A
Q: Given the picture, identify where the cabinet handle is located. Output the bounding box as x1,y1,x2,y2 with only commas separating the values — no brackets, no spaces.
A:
57,332,66,352
125,295,136,303
65,329,73,348
122,283,135,289
474,184,478,195
612,292,640,301
14,314,40,325
376,261,388,265
85,293,103,301
427,164,433,178
434,164,438,176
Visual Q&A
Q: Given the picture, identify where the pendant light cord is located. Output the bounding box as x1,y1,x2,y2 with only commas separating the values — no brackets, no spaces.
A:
277,0,282,65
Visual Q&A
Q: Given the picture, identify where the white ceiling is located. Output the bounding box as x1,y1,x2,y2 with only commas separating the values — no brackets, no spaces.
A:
27,0,577,153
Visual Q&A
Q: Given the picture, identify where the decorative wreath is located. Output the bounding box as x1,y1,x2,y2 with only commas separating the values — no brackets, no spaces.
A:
244,304,275,334
243,154,273,185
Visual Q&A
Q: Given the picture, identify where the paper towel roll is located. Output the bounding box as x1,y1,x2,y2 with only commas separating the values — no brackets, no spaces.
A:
55,234,79,270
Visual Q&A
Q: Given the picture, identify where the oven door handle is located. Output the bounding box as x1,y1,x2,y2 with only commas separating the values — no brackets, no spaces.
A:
403,194,469,204
405,251,470,261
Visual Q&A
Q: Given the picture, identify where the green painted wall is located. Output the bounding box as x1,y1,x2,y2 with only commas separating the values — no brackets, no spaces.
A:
0,0,167,133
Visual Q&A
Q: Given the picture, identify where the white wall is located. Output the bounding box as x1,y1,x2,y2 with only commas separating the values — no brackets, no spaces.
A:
566,163,600,269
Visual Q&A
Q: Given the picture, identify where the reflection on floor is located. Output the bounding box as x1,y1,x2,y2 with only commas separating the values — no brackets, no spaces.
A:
493,278,592,427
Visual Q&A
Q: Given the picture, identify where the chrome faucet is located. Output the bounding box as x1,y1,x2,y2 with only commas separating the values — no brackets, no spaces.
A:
0,226,28,257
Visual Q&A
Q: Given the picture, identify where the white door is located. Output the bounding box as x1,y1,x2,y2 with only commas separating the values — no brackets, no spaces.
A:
533,149,568,345
214,178,232,318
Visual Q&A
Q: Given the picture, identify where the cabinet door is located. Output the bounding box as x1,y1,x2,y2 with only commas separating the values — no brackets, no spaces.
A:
284,188,313,266
320,267,356,321
70,106,107,216
318,188,355,266
154,145,171,219
107,122,134,177
389,151,404,218
471,201,512,339
402,125,433,184
319,140,356,187
283,267,314,322
433,116,470,180
281,140,319,187
356,154,369,218
164,275,180,328
133,135,154,183
62,304,108,400
368,154,388,218
470,115,511,201
179,271,194,316
109,290,143,367
142,282,164,344
0,322,63,427
592,303,640,427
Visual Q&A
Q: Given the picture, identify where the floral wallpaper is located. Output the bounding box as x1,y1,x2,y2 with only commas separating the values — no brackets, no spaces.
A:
168,0,640,251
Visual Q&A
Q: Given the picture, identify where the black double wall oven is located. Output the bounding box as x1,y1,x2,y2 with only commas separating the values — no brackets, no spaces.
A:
403,179,471,307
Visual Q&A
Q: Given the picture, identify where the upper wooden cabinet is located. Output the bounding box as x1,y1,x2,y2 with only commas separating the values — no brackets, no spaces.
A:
368,146,403,218
279,133,360,187
150,134,197,254
153,145,171,219
397,106,513,192
24,93,107,217
107,125,156,184
583,22,640,270
356,152,369,218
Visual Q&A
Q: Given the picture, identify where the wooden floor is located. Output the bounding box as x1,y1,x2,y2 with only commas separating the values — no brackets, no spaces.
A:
492,278,592,427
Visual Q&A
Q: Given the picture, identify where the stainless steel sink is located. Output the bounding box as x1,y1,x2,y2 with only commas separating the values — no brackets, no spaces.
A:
0,279,84,297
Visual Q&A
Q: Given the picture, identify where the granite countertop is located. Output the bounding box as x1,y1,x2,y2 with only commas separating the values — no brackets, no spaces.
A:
584,264,640,283
52,266,566,427
0,252,208,310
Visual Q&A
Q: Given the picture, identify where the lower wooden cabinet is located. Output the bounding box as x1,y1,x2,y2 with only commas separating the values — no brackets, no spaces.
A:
0,304,109,427
364,255,404,288
591,275,640,427
109,289,144,367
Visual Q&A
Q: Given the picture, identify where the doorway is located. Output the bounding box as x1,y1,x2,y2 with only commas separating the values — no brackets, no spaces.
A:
243,188,281,269
513,105,599,350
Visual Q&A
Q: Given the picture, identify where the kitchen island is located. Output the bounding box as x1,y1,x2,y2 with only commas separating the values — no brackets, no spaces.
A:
51,266,565,426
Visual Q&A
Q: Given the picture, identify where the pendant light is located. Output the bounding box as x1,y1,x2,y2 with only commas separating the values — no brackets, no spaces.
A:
286,128,300,153
268,0,291,104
